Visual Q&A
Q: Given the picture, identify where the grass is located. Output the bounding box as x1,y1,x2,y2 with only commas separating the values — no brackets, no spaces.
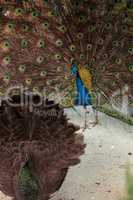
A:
96,106,133,126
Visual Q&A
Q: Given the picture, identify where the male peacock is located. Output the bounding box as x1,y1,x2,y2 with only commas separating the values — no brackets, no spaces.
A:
69,62,98,129
0,0,133,125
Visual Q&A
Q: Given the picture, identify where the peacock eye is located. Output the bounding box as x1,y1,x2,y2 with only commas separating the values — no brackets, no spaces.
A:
42,21,50,30
22,24,29,32
88,24,96,32
15,8,24,15
3,55,11,65
21,39,28,48
57,66,62,72
98,38,104,45
19,64,26,72
70,45,76,52
87,44,92,50
128,47,133,55
40,71,47,77
115,58,122,64
55,54,62,60
33,87,39,92
3,74,10,83
128,64,133,73
36,56,44,64
55,39,63,47
31,11,39,18
80,53,85,60
122,25,128,31
26,78,32,85
58,25,67,33
77,33,84,40
46,80,52,85
2,41,10,49
105,23,112,30
113,40,119,47
79,15,86,23
37,39,45,48
103,54,108,59
6,23,14,31
47,11,55,17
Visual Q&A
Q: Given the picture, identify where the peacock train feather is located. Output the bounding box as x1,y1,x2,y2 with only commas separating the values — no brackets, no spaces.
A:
0,0,132,109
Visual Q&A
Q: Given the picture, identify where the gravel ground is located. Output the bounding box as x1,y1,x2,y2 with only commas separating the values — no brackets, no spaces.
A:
1,107,133,200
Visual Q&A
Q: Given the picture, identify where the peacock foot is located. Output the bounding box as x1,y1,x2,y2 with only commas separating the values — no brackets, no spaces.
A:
89,119,100,127
81,124,92,131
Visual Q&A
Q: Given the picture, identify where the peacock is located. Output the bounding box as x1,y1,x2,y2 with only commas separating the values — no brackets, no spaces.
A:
0,0,132,199
0,92,85,200
69,62,98,129
0,0,133,126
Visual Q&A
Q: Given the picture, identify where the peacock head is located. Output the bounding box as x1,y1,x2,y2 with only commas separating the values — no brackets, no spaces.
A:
70,63,78,75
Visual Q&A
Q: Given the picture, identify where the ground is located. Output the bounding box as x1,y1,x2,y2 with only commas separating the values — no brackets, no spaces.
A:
1,107,133,200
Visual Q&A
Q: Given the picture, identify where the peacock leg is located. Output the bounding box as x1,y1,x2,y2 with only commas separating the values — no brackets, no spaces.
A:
86,105,99,127
92,108,99,127
84,106,87,130
82,106,90,130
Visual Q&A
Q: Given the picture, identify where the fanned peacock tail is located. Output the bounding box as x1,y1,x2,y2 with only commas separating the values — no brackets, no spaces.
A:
48,0,133,99
0,93,85,200
0,0,75,106
0,0,132,109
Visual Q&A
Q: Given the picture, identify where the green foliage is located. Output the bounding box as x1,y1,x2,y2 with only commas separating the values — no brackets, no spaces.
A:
123,165,133,200
96,106,133,126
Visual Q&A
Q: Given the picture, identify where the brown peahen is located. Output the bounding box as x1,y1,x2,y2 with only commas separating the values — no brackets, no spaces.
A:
0,93,85,200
